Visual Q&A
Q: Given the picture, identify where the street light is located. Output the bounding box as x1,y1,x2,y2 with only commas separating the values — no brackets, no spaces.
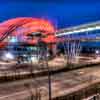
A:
37,35,52,100
27,32,52,100
3,52,14,60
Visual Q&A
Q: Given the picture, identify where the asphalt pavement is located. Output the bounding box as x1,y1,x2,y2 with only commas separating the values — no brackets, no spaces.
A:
0,66,100,100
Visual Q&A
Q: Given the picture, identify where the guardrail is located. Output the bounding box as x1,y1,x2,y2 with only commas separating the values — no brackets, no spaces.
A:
53,79,100,100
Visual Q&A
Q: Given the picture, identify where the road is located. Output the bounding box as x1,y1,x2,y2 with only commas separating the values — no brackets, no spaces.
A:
0,56,99,79
0,65,100,100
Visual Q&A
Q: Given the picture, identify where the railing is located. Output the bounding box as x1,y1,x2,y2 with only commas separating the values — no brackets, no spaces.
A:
53,80,100,100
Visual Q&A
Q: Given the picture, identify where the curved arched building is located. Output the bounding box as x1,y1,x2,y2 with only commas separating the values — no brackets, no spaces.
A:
0,17,57,59
0,17,56,45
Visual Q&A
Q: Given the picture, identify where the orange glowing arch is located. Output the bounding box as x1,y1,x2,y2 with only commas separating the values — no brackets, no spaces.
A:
0,17,56,47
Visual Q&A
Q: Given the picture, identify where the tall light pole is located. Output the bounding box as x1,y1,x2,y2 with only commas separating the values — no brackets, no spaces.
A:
27,32,52,100
36,33,52,100
46,59,52,100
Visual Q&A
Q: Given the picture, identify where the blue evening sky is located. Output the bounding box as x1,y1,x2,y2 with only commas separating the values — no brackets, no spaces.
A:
0,0,99,29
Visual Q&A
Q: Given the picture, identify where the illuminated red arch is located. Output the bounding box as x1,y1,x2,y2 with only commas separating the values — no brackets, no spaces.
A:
0,17,56,47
